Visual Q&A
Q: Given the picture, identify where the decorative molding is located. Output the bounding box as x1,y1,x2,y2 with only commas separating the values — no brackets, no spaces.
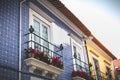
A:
29,2,54,23
25,58,63,79
90,50,99,58
69,33,83,45
104,60,111,66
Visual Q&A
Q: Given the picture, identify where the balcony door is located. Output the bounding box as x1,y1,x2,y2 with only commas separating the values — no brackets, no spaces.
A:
72,41,84,71
29,9,52,56
33,17,50,52
93,58,101,80
73,45,82,70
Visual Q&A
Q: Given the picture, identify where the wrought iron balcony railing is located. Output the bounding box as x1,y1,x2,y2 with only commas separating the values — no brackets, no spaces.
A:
23,26,64,79
73,58,90,73
91,70,115,80
24,26,63,61
72,58,93,80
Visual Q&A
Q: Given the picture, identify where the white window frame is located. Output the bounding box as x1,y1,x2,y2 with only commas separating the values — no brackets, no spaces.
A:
29,8,53,53
71,38,85,70
33,16,50,49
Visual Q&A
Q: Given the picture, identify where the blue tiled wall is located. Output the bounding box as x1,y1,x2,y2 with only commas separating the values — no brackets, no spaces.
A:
57,44,73,80
0,0,19,80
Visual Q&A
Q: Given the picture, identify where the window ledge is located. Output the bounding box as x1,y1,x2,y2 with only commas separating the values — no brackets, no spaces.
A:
25,58,63,79
72,76,86,80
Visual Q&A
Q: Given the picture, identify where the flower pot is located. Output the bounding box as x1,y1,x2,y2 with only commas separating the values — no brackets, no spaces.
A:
28,53,34,58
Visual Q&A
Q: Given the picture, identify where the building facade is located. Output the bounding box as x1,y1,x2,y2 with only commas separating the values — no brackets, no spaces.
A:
86,36,117,80
0,0,92,80
114,59,120,80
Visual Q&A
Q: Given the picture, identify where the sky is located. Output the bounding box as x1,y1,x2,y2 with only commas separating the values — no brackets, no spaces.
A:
60,0,120,59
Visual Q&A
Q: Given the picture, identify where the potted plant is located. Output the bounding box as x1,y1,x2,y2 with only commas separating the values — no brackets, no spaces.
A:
26,47,36,58
25,47,63,68
72,70,94,80
51,57,63,69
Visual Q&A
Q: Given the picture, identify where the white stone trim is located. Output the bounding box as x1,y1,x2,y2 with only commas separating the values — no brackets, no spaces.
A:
29,8,52,26
29,2,54,23
71,37,87,70
25,58,63,79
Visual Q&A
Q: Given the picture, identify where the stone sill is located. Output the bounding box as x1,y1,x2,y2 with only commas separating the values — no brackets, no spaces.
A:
72,76,86,80
25,58,63,79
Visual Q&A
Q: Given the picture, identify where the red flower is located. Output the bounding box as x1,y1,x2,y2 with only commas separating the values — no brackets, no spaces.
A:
72,70,85,77
51,56,63,69
34,51,38,55
72,70,77,77
79,71,85,76
31,48,34,51
58,60,62,63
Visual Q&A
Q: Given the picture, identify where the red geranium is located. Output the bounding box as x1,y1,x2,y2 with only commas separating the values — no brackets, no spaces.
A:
51,56,63,69
26,48,63,69
79,71,85,76
72,70,85,77
72,70,77,77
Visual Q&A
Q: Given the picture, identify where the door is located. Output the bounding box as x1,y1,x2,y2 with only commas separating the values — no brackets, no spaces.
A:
33,16,50,53
73,44,83,71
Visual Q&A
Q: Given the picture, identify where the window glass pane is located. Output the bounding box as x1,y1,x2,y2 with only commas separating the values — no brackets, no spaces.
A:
76,47,82,70
34,19,41,49
33,17,50,55
34,20,40,33
42,25,49,53
42,25,48,40
73,45,82,70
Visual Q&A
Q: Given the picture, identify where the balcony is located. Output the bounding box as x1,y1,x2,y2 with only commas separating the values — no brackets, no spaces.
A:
24,26,63,79
25,58,63,79
72,58,93,80
91,70,115,80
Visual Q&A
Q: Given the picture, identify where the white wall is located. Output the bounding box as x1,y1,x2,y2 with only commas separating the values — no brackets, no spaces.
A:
52,23,70,46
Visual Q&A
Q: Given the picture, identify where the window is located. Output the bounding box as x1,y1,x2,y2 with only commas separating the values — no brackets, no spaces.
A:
93,58,101,80
106,66,112,80
33,17,50,52
71,38,85,71
73,45,82,70
29,8,52,56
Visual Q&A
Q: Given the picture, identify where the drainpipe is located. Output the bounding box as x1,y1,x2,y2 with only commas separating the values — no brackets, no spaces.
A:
19,0,26,80
83,36,93,75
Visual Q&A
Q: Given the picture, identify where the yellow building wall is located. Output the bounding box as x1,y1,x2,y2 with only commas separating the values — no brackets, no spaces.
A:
87,42,115,79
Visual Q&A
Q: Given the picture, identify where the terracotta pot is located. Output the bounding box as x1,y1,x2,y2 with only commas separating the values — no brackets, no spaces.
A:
28,53,34,58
